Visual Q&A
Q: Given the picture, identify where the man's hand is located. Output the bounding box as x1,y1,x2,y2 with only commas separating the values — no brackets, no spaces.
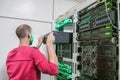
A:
46,32,55,45
46,32,58,65
36,36,43,48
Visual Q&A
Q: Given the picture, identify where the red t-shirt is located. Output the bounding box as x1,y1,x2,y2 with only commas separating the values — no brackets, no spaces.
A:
6,46,58,80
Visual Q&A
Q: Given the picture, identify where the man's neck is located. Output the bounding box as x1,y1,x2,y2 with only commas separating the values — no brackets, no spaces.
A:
19,43,28,47
19,39,29,47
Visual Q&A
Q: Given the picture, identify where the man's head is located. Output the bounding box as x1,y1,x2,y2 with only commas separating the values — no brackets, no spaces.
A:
16,24,34,45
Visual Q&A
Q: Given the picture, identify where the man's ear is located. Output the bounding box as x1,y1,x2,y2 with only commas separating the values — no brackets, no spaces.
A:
27,32,30,39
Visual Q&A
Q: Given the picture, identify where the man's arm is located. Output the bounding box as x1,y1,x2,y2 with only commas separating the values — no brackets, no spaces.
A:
46,32,58,65
36,36,43,48
32,48,58,75
33,32,58,75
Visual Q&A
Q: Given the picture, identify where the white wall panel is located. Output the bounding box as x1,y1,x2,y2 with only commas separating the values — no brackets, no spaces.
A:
0,18,52,80
0,0,53,22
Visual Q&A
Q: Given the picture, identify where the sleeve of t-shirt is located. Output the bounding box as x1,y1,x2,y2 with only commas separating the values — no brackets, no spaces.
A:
31,48,58,75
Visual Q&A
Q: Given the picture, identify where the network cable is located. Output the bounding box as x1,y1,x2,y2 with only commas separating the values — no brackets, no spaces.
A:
103,0,119,31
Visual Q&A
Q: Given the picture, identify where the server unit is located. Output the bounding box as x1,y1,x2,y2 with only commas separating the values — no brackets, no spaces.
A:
55,0,119,80
76,0,118,80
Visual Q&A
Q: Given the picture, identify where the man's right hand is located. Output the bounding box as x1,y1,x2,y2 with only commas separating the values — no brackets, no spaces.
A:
46,32,58,65
46,32,55,45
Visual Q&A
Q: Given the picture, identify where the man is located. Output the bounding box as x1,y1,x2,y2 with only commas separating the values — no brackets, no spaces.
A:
6,24,58,80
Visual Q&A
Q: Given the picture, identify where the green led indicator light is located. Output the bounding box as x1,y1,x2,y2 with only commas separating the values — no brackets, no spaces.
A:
105,32,111,35
106,8,111,11
105,26,111,29
106,2,111,5
105,24,111,29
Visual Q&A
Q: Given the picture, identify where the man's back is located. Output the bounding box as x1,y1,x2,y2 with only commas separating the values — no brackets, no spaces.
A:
6,46,58,80
6,24,58,80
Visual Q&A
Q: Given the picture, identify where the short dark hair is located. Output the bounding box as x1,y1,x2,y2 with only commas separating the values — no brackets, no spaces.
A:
16,24,31,39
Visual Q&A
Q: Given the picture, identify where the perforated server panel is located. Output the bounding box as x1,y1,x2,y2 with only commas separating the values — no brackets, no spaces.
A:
76,0,118,80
